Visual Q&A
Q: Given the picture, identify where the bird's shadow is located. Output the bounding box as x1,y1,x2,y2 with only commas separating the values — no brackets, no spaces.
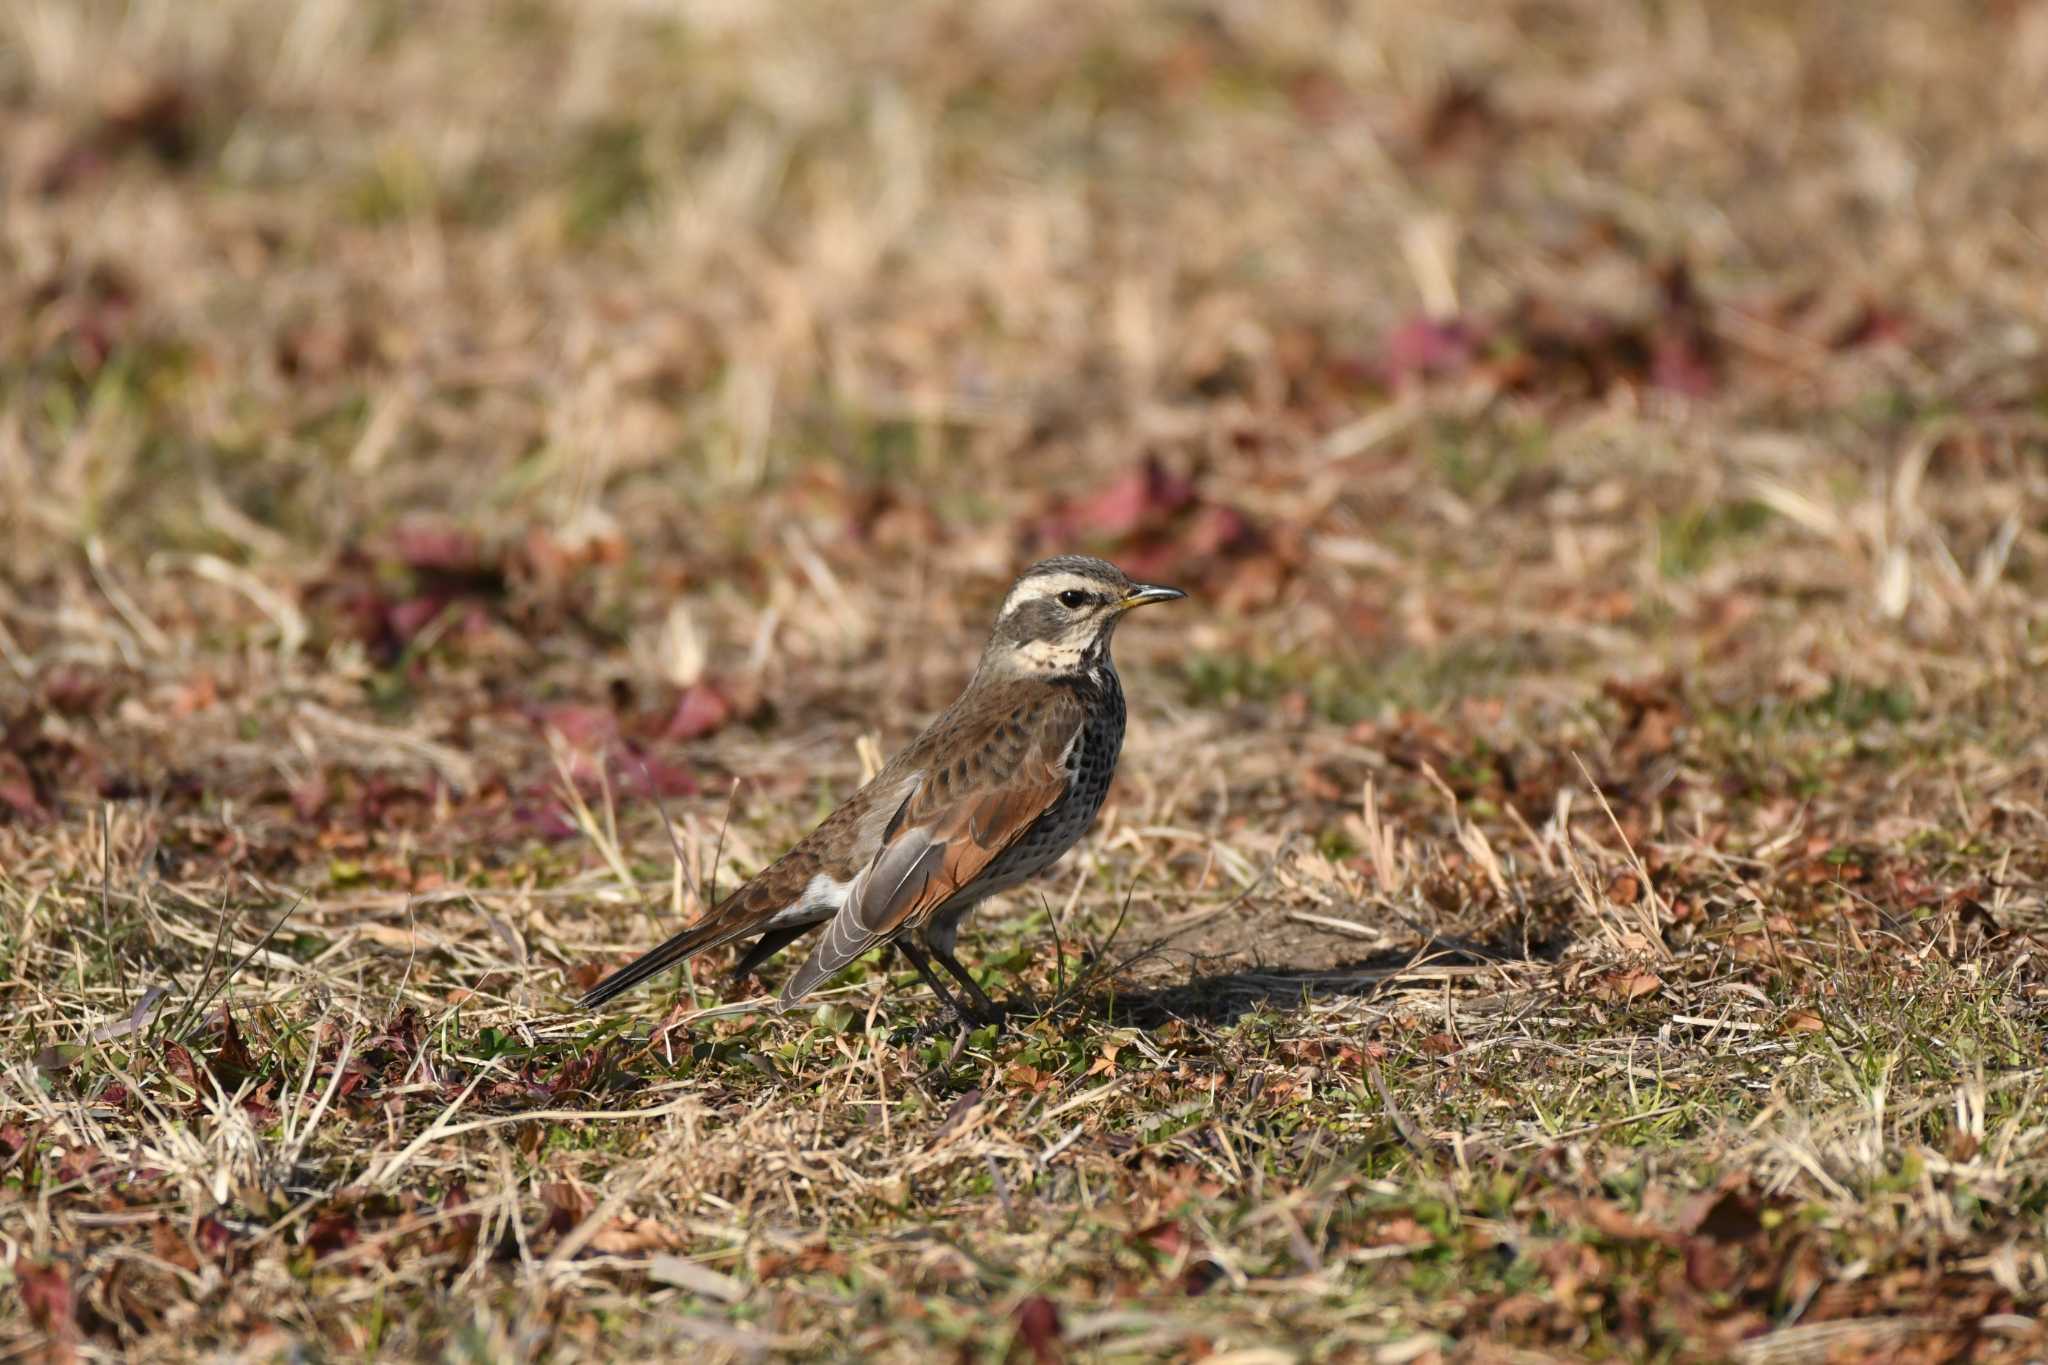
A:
1042,930,1567,1029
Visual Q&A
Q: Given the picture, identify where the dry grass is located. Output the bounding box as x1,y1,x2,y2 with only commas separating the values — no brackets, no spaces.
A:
3,0,2047,1359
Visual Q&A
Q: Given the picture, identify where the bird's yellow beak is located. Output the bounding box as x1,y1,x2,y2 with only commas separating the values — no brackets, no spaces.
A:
1118,584,1187,611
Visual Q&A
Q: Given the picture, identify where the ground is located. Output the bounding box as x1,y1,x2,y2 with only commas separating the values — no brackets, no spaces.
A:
2,0,2046,1360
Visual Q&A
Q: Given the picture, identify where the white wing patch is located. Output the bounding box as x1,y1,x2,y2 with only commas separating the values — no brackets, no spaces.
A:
760,873,853,929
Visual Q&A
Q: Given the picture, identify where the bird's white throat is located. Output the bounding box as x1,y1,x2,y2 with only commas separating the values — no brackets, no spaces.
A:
1010,637,1094,674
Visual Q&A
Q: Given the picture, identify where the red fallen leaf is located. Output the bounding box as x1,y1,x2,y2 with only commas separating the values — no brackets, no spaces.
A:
1577,1199,1677,1245
1649,260,1721,397
435,1184,483,1263
385,595,454,644
304,1208,360,1257
531,703,618,750
354,774,431,827
169,671,218,716
1065,458,1194,539
55,1146,106,1185
662,683,732,741
0,1123,32,1171
1651,332,1717,397
514,795,584,842
1380,314,1482,386
159,1041,201,1094
1181,1259,1225,1296
290,772,330,821
517,526,577,583
539,1182,592,1238
1176,502,1256,559
519,1045,617,1101
363,1007,425,1060
392,523,482,575
0,753,45,822
240,1079,281,1124
622,749,700,798
1010,1294,1064,1365
1134,1221,1187,1257
1288,65,1350,126
15,1257,79,1359
151,1220,200,1272
213,1005,257,1078
28,261,141,375
1833,301,1913,350
195,1215,234,1260
1683,1235,1740,1294
40,667,112,716
1367,1215,1435,1248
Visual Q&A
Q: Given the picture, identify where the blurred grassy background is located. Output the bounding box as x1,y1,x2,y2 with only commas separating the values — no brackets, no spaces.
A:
2,1,2046,1360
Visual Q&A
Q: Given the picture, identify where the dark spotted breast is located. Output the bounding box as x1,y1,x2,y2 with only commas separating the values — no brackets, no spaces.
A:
937,664,1126,909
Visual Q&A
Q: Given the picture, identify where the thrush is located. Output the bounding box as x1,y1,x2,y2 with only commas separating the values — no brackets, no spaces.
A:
581,555,1185,1025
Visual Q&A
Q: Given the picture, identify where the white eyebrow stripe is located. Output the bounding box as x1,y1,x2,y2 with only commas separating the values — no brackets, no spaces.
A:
997,572,1111,619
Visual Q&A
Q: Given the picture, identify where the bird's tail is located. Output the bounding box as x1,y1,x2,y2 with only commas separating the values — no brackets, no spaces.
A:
580,914,753,1010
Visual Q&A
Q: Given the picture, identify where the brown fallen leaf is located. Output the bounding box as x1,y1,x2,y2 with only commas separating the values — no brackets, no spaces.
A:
14,1256,79,1363
1594,970,1663,1003
586,1214,684,1256
1009,1294,1064,1365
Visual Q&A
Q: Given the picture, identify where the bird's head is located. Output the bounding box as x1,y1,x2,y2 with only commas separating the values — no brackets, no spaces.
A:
976,555,1185,680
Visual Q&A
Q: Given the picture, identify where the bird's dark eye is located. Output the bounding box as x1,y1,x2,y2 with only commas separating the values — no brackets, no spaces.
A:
1057,590,1090,609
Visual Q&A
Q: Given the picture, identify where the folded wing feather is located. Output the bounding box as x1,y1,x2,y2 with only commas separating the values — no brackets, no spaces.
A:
778,691,1080,1007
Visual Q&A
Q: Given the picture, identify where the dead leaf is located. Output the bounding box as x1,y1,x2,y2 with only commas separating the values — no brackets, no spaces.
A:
935,1088,984,1138
1680,1175,1765,1245
1009,1294,1064,1365
662,683,732,741
538,1181,593,1238
1085,1043,1122,1078
587,1215,684,1256
1594,971,1663,1003
14,1257,79,1361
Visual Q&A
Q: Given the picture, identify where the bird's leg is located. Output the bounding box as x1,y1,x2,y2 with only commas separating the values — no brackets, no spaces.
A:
929,946,1004,1028
894,940,981,1030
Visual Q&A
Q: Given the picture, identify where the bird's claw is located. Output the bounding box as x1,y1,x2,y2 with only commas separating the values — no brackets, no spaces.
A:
887,1015,958,1048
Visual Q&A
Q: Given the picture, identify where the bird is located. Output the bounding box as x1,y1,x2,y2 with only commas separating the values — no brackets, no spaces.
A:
580,555,1186,1026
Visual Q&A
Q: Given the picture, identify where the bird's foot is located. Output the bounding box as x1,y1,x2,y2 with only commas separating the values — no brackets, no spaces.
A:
888,997,1005,1044
959,999,1008,1034
887,1014,957,1048
889,1004,1008,1088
